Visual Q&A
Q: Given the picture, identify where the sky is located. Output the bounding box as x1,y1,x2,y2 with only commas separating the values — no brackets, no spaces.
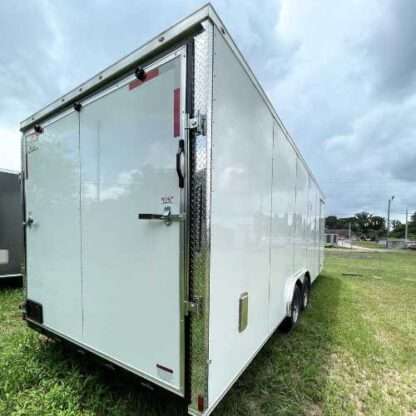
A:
1,0,415,221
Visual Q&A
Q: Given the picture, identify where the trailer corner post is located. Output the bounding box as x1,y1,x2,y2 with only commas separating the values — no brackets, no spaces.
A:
187,20,214,415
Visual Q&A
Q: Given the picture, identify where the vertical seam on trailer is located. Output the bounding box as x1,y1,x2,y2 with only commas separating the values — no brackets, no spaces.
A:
184,39,194,405
306,176,311,275
204,22,215,407
293,158,298,276
267,122,274,329
78,112,85,337
21,134,28,299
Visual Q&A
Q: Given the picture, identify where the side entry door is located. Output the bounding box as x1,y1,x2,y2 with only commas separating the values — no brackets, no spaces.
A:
79,47,187,394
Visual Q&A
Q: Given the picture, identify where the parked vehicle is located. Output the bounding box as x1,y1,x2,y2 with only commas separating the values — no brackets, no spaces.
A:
0,169,24,280
20,4,325,415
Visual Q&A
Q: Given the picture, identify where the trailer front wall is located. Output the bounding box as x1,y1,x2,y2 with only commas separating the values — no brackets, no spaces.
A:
208,27,324,409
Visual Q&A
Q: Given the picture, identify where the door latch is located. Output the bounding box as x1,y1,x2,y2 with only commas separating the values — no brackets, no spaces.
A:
185,296,202,316
186,111,206,136
138,206,184,226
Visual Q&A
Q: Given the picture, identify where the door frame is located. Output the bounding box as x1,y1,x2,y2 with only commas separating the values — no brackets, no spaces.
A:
22,45,190,397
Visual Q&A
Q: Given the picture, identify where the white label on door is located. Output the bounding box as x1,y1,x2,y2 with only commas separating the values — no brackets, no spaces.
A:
0,249,9,265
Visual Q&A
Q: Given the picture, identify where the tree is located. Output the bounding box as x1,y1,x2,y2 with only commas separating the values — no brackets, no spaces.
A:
325,216,338,230
391,220,402,230
325,212,387,240
355,211,371,235
409,212,416,236
370,216,385,230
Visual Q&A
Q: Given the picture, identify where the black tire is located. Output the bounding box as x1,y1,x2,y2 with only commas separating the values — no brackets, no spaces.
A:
279,285,302,333
301,277,310,311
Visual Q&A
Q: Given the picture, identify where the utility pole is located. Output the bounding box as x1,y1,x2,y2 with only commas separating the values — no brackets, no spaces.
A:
405,208,408,245
386,195,395,249
348,222,352,249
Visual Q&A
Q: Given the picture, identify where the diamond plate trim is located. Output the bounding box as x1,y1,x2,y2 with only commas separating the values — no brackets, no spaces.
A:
188,20,213,414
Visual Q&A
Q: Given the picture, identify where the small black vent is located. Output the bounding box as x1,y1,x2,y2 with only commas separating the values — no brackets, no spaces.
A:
25,300,43,324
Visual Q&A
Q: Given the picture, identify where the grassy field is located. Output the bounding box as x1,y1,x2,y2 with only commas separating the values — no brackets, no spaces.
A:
352,241,384,249
1,250,415,415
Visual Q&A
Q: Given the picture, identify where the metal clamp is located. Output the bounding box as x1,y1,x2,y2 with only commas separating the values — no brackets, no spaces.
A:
138,206,184,226
185,296,202,316
23,215,35,228
186,111,206,136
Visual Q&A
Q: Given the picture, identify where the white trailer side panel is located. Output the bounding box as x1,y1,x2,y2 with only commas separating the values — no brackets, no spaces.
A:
294,159,309,275
269,123,297,331
208,26,274,407
207,25,324,410
319,198,325,274
306,177,315,278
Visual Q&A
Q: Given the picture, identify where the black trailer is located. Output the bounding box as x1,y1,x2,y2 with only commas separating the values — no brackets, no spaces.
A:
0,169,24,279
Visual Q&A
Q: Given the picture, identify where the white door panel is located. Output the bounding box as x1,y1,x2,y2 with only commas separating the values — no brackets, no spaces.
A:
25,112,83,340
80,55,184,391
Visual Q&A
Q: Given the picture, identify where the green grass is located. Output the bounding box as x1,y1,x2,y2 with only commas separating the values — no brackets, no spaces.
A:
352,241,384,249
1,251,416,415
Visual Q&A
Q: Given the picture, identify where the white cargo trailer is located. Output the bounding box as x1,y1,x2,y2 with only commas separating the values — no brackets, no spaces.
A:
20,4,325,415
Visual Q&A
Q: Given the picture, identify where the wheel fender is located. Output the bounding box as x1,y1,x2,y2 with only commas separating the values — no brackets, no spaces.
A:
283,269,308,316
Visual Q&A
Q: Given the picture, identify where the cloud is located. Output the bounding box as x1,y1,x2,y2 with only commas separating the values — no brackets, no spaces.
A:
365,0,416,100
0,0,415,221
0,127,21,172
263,0,416,219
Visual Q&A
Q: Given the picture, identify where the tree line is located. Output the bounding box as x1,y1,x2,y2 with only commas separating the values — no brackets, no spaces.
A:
325,211,416,240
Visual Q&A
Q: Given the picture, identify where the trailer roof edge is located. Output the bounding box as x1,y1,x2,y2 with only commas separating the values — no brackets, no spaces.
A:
0,168,20,175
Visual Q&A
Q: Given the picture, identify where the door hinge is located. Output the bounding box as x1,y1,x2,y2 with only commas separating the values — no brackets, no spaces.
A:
185,296,203,316
186,111,206,136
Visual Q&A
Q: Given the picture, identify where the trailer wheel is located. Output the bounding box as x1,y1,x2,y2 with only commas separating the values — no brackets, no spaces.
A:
279,285,302,333
301,277,310,311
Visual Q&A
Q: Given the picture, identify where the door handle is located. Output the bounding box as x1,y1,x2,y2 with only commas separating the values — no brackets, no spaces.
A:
138,206,184,226
176,139,185,188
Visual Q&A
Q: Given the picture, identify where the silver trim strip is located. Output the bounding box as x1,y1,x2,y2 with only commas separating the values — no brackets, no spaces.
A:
0,273,23,279
187,21,214,414
178,45,188,397
0,168,20,175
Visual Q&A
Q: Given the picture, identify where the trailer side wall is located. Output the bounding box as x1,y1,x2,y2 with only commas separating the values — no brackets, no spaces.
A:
208,27,324,409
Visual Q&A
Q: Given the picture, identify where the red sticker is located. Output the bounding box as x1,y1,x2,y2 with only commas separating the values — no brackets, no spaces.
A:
173,88,180,137
128,68,159,90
